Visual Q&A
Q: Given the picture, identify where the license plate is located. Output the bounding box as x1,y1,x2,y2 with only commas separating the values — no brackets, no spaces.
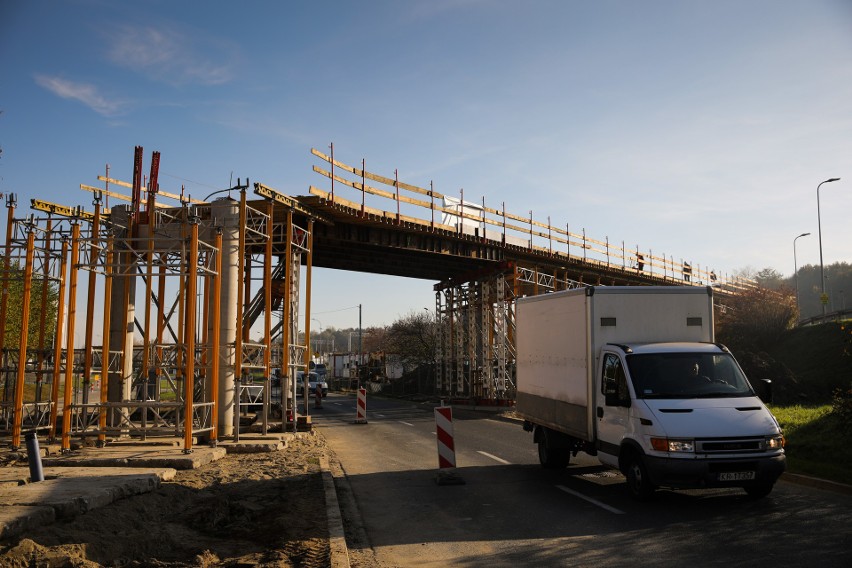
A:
719,471,756,481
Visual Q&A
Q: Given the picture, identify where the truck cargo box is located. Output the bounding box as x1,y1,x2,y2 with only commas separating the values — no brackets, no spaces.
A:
515,286,714,441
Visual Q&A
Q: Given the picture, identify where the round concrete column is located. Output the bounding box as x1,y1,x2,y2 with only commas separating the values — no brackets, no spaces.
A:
208,198,240,437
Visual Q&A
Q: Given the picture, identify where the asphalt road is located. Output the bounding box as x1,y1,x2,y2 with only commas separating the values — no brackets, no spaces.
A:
314,392,852,568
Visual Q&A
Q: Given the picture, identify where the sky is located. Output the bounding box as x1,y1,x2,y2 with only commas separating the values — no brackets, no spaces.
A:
1,0,851,332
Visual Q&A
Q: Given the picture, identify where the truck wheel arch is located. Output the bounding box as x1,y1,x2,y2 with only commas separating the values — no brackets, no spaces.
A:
617,439,645,472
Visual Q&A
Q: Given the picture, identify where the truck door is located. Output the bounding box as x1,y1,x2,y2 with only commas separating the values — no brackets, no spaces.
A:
596,351,631,464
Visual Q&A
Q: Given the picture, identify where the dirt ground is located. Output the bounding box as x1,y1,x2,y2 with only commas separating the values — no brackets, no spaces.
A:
0,432,352,568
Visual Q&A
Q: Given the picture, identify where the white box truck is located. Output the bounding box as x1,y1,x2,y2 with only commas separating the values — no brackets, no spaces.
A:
516,286,786,499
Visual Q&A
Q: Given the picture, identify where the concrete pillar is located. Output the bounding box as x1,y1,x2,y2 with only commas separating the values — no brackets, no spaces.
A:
207,198,240,437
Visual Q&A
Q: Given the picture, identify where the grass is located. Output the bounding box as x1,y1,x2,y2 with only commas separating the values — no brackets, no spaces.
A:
769,404,852,486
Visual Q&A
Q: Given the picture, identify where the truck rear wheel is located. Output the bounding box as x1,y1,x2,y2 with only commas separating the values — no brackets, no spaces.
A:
624,452,655,500
537,428,570,469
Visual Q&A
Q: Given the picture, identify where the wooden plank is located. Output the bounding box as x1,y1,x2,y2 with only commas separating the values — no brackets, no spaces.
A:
97,175,133,189
312,148,577,238
154,188,207,204
80,183,131,202
313,165,433,209
312,148,438,198
80,184,170,208
308,186,456,231
311,148,747,287
96,176,206,204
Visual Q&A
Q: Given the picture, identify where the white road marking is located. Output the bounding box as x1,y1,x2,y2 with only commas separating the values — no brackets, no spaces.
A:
477,451,511,465
555,485,625,515
375,413,385,418
399,421,414,426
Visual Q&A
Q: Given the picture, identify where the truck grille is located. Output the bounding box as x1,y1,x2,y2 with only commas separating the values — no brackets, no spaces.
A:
696,438,764,454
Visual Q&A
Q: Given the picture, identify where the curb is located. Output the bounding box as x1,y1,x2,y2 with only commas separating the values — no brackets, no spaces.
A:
781,472,852,495
320,455,350,568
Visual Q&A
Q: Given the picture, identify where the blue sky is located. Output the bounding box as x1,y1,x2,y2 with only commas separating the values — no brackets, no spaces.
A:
1,0,851,332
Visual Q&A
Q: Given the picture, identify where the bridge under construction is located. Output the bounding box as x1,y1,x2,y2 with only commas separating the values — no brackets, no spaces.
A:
0,145,757,452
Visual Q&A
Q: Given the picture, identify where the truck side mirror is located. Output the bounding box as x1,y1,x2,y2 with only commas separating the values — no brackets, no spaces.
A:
754,379,773,403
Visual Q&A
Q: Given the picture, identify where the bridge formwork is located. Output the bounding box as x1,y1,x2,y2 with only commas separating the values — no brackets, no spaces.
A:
0,145,759,449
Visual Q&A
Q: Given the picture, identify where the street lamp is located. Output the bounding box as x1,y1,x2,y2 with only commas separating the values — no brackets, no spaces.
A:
817,177,841,316
793,232,810,319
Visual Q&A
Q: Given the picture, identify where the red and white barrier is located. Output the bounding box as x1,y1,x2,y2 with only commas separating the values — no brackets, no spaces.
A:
354,387,367,424
434,405,456,469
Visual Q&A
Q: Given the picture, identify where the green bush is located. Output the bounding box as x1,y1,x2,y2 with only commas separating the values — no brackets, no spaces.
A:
831,381,852,432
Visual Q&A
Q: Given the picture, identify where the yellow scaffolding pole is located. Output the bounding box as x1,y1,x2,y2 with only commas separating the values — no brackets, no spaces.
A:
11,230,35,450
48,236,69,442
61,223,81,452
183,218,198,452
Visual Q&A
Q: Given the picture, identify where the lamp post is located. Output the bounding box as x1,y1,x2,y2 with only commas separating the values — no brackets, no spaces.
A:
817,177,841,316
793,232,810,319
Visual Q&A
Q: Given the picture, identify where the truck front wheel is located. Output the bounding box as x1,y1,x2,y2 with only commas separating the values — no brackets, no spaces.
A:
624,452,655,500
537,427,570,469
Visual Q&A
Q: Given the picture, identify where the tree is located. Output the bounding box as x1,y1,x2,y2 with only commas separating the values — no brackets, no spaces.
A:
384,311,436,374
716,286,797,352
0,257,60,351
755,267,784,290
785,261,852,320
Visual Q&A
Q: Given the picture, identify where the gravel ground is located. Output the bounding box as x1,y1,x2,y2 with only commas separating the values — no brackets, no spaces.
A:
0,432,353,567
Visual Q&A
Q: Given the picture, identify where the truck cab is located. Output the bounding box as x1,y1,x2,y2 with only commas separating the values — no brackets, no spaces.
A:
596,342,785,499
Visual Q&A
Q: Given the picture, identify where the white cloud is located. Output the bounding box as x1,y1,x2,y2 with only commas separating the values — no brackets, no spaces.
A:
33,74,125,116
105,25,235,86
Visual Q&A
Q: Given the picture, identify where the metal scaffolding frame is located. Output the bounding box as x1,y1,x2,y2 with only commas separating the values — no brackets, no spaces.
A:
434,264,587,403
0,151,315,451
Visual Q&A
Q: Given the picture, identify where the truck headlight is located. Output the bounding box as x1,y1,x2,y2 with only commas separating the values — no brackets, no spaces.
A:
765,435,785,450
651,437,694,453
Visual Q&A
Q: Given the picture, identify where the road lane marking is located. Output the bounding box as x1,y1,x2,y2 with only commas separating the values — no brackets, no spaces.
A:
399,421,414,426
555,485,625,514
375,413,385,418
477,451,511,465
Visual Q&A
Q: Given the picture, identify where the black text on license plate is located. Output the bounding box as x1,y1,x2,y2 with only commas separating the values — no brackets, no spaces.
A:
719,471,756,481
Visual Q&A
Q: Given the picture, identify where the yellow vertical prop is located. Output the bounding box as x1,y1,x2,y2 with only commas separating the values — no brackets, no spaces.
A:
82,199,102,404
0,197,17,399
97,234,114,444
282,210,293,430
11,231,36,449
48,237,69,441
61,224,81,451
210,228,222,442
183,218,198,452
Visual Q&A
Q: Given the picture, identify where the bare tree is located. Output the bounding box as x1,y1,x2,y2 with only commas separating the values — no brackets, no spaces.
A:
384,311,436,374
716,286,797,351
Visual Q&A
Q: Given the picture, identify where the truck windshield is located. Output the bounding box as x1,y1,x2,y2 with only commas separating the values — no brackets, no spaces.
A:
625,352,756,399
